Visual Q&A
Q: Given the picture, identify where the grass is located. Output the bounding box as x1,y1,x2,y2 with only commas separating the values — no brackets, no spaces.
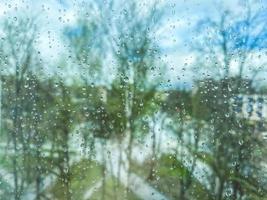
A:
49,159,140,200
89,178,139,200
131,154,212,200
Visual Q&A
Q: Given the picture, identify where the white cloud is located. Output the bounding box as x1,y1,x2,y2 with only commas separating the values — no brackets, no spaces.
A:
0,0,266,84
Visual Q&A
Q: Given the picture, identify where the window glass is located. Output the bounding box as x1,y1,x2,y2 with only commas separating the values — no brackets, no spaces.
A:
0,0,266,200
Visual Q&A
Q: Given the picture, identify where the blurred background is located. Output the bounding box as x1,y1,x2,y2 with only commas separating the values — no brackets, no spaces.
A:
0,0,267,199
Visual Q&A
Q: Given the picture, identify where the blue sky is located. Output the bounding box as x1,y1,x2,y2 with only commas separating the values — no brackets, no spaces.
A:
0,0,266,87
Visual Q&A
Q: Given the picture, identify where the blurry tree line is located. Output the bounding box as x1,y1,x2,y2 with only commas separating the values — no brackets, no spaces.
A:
0,0,266,200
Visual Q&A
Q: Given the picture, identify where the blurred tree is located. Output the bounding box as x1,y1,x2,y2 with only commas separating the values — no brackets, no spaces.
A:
0,16,39,200
64,1,166,199
190,2,267,199
109,1,165,195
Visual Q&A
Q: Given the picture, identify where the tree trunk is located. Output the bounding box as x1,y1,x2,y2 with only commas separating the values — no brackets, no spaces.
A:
101,141,106,200
12,64,21,200
108,148,117,200
126,129,134,197
216,178,225,200
63,135,71,200
117,138,123,189
147,117,157,180
11,132,19,200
